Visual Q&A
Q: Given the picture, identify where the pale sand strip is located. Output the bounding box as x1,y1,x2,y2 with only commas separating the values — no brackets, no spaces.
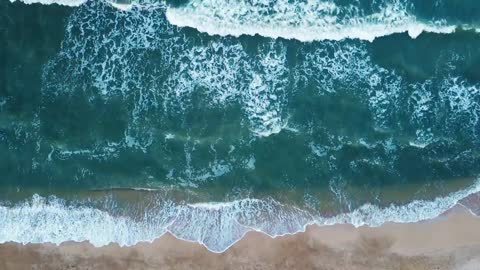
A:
1,205,480,269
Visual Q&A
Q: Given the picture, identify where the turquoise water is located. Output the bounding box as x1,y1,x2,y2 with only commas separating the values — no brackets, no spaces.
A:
1,0,480,252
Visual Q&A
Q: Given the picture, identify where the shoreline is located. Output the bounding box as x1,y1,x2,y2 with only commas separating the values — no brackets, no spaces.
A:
2,200,480,270
1,188,479,255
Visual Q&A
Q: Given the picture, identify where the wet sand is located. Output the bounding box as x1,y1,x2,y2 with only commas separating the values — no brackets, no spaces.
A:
1,201,480,270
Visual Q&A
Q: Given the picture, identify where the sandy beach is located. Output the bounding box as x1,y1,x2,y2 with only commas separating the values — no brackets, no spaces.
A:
2,196,480,270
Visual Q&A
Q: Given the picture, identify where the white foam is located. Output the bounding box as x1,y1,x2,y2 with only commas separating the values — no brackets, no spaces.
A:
0,196,310,252
165,0,462,42
439,77,480,136
109,1,133,11
8,0,477,41
242,42,290,137
9,0,141,8
0,195,174,246
321,179,480,226
42,0,478,146
159,37,291,137
9,0,85,6
0,98,7,108
1,180,479,252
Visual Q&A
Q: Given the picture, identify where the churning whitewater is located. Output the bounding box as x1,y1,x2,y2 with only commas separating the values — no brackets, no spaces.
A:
165,0,459,41
9,0,480,41
1,179,480,252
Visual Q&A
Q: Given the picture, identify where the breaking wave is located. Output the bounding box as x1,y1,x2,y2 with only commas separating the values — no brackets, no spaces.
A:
9,0,85,6
165,0,478,41
1,179,479,252
9,0,480,41
31,0,480,189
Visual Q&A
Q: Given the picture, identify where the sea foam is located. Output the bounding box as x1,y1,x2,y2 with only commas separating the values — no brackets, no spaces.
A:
9,0,86,6
38,0,480,190
9,0,478,41
1,179,479,253
165,0,463,42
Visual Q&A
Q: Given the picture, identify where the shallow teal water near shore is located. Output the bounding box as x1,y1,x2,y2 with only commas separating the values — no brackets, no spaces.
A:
1,0,480,252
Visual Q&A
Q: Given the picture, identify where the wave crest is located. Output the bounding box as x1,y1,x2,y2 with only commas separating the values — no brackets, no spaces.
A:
9,0,86,6
165,0,465,41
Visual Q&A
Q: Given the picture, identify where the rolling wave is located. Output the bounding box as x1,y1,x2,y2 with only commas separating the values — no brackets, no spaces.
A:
9,0,479,41
165,0,476,41
31,0,480,190
9,0,85,6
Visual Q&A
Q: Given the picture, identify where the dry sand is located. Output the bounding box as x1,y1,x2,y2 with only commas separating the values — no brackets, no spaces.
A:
1,203,480,270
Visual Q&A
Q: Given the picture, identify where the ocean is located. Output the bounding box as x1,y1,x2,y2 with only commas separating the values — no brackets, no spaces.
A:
1,0,479,252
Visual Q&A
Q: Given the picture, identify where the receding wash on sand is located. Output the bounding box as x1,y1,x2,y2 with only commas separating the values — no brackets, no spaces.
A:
1,0,480,269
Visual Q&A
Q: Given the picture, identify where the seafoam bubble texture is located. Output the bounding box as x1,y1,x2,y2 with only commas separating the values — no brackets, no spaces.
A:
33,0,480,190
43,0,294,139
1,179,479,252
9,0,85,6
165,0,464,41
